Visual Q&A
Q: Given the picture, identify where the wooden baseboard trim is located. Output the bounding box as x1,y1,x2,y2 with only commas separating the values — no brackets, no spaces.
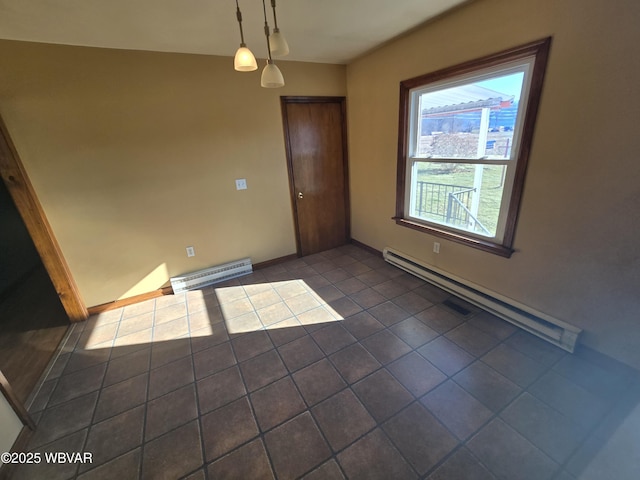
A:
350,238,383,257
88,285,174,315
253,253,298,270
87,254,300,315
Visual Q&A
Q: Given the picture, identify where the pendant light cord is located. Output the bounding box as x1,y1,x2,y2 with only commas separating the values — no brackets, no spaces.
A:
271,0,280,30
262,0,273,62
235,0,247,46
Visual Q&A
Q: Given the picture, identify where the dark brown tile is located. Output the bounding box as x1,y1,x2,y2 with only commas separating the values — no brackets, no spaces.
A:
383,402,458,475
342,311,385,340
417,336,475,376
148,355,194,399
500,393,588,463
305,274,332,290
421,380,493,440
367,301,410,327
372,279,409,300
103,347,151,386
467,419,558,480
342,261,372,277
390,317,439,348
387,352,446,396
413,283,451,304
63,348,111,375
192,341,235,380
250,377,306,431
481,344,547,387
468,311,518,340
312,389,376,451
150,337,191,369
337,429,417,480
334,277,367,295
293,359,346,406
426,447,496,480
239,349,287,392
77,447,141,480
313,285,345,303
352,369,413,422
81,406,144,472
14,429,87,480
528,371,608,430
278,335,325,372
323,268,352,283
393,272,426,290
361,330,412,365
202,396,259,461
264,412,331,480
189,323,230,353
298,306,339,330
355,270,390,287
552,354,630,403
328,296,363,318
445,323,500,357
231,330,274,362
28,378,57,414
311,323,357,355
302,459,345,480
392,291,433,315
49,362,107,406
350,288,387,309
207,438,274,480
267,320,307,347
453,361,521,412
415,306,463,333
29,392,98,449
94,373,148,422
141,420,203,480
330,343,381,384
197,365,246,414
146,383,198,440
505,330,566,368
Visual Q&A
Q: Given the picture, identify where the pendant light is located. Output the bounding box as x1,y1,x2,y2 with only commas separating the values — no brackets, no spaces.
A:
268,0,289,57
260,0,285,88
233,0,257,71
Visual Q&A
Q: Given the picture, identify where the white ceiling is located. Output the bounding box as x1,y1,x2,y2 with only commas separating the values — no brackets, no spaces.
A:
0,0,470,64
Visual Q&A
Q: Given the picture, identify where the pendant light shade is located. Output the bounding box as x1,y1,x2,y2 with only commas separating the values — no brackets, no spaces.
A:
269,29,289,57
261,60,285,88
234,45,257,71
233,0,257,72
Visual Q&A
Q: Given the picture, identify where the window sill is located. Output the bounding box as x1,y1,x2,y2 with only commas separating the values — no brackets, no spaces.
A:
392,217,514,258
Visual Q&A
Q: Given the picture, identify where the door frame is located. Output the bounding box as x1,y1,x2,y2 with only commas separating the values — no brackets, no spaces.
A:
280,96,350,256
0,115,88,322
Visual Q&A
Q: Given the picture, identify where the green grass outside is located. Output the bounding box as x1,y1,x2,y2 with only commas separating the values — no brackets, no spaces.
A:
416,163,506,235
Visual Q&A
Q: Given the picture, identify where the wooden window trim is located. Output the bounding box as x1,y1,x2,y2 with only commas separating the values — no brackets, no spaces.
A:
395,37,552,257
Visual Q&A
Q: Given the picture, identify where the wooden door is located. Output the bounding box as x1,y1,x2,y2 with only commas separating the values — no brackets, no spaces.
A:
281,97,350,256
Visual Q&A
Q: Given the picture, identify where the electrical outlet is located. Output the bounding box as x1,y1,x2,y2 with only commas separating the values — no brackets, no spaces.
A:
433,242,440,254
235,178,247,190
186,246,195,257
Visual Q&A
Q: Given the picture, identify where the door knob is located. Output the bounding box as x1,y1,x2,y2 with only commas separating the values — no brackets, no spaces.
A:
298,192,304,199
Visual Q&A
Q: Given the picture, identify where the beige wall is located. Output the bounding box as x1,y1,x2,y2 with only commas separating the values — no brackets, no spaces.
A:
0,41,346,307
347,0,640,368
0,393,23,460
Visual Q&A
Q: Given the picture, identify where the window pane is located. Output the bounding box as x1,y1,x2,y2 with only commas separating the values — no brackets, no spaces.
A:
415,72,524,160
410,162,507,237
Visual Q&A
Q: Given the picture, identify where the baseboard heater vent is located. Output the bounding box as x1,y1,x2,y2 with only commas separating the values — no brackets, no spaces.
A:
383,247,581,352
170,257,252,294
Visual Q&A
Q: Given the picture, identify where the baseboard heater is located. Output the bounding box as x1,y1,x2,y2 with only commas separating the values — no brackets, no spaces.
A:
170,257,253,294
383,247,581,352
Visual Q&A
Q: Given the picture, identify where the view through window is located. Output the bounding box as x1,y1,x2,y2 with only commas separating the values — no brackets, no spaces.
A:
395,38,551,256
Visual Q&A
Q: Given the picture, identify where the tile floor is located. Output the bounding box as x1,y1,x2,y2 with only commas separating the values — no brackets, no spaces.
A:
11,244,640,479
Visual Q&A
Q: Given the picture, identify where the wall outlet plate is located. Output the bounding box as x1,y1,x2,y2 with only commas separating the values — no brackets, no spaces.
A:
235,178,247,190
186,246,195,257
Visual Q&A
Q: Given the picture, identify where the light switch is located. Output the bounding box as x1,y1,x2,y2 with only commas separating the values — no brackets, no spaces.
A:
235,178,248,190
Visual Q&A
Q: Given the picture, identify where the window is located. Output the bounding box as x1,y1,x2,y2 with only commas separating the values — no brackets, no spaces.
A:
395,38,551,257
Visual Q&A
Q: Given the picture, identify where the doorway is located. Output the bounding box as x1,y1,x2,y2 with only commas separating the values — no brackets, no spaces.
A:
281,97,350,256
